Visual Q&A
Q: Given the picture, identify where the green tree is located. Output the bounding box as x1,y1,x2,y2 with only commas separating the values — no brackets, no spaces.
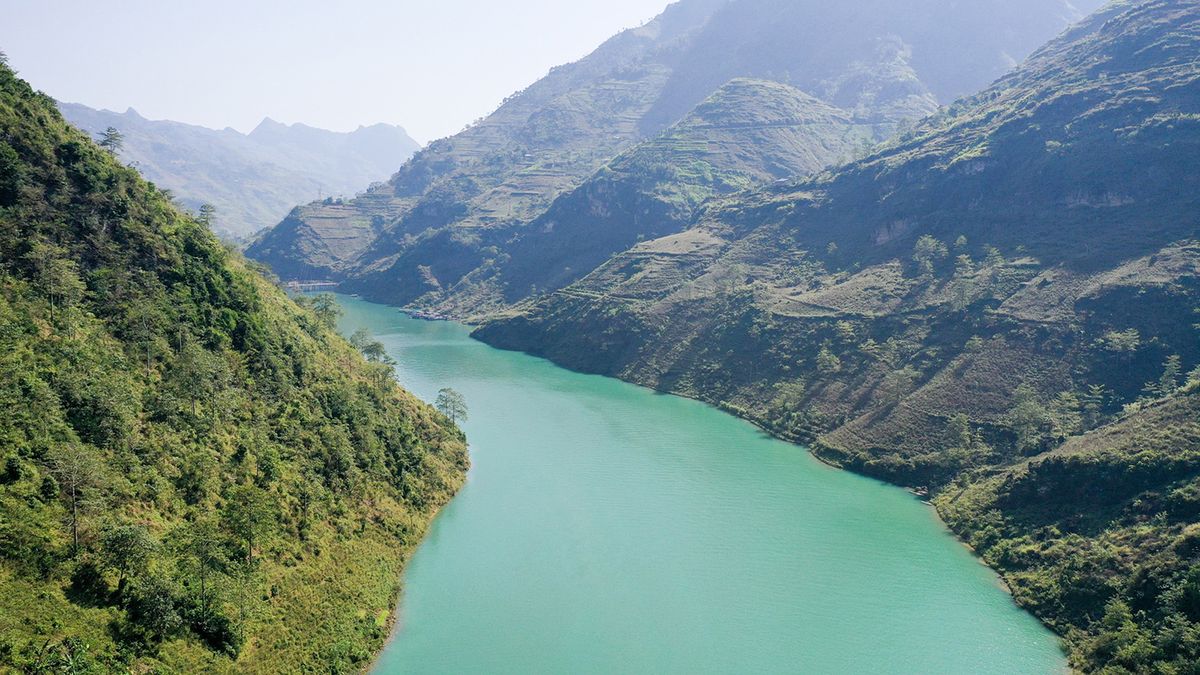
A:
361,341,393,364
816,345,842,374
48,444,103,552
126,575,183,642
24,240,85,321
101,524,156,595
349,328,372,351
221,484,275,565
943,413,973,450
951,254,976,311
179,517,227,603
435,388,468,424
1099,329,1141,353
172,340,224,418
197,203,216,229
912,235,948,276
311,293,341,329
98,127,124,155
879,366,920,404
1008,385,1051,451
834,321,856,343
1079,384,1109,428
983,246,1004,267
1049,392,1083,439
1159,354,1183,396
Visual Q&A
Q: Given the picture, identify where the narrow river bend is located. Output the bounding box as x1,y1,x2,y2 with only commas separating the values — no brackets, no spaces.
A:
334,295,1065,674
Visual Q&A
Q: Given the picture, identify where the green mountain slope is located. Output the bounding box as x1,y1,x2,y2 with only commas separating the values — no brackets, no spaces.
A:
477,1,1200,669
59,104,419,240
0,64,466,671
365,78,878,317
247,0,1098,316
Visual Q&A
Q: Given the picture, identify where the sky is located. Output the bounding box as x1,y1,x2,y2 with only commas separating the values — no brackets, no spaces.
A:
0,0,675,143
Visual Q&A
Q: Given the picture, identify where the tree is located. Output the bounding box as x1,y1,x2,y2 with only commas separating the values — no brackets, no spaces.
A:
98,127,124,155
1079,384,1109,428
879,366,920,405
1049,392,1083,440
983,246,1004,267
173,340,224,418
311,293,341,329
48,444,103,552
24,240,85,322
943,413,974,450
1098,329,1141,354
816,345,842,374
180,517,228,602
361,341,393,364
221,483,274,564
912,235,948,276
101,524,156,595
951,254,976,311
126,575,183,641
835,321,856,342
1159,354,1183,396
1008,385,1051,452
197,203,216,229
348,328,372,351
435,388,468,424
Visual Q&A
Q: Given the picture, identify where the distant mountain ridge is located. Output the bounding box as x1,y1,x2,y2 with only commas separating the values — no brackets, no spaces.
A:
247,0,1101,313
59,103,420,239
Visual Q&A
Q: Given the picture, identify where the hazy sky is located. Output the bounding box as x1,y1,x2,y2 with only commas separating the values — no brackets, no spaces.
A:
1,0,674,143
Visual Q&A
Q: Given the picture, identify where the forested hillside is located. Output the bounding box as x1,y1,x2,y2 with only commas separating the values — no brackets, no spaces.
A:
477,1,1200,669
60,103,419,240
0,62,466,672
247,0,1099,318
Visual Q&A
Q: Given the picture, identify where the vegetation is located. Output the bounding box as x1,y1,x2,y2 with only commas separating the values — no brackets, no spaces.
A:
476,1,1200,670
0,62,467,671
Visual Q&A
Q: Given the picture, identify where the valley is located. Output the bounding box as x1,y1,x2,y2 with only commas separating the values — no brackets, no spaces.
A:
4,0,1200,672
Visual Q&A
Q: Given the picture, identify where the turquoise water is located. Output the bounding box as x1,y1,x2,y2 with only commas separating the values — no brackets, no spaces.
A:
335,295,1065,674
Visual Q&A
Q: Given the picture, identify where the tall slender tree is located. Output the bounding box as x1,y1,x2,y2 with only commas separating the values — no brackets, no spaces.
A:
98,127,124,155
48,444,103,552
435,388,468,424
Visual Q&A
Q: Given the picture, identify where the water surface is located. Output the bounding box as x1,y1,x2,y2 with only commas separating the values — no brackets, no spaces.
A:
335,295,1065,674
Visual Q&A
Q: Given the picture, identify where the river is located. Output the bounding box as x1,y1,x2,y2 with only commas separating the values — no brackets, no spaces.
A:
333,295,1065,674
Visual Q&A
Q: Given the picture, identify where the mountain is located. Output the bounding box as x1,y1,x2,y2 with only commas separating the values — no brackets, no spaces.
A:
362,78,879,317
477,0,1200,669
59,103,420,239
0,65,465,671
247,0,1100,315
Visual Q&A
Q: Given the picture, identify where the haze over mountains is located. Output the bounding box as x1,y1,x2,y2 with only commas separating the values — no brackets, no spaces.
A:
247,0,1103,312
60,103,420,239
